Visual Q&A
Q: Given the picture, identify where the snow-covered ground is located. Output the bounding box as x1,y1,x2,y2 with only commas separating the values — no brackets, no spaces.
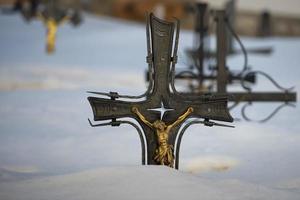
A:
0,166,299,200
0,12,299,199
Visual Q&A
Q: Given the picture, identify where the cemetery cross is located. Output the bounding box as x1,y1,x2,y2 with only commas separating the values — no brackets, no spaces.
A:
87,13,233,169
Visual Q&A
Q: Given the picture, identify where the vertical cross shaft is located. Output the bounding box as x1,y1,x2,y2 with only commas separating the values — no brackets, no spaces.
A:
225,0,236,54
195,2,209,84
215,10,228,93
150,15,174,99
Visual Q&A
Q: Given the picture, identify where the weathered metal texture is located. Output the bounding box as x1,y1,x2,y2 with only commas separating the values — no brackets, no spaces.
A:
175,73,256,84
215,10,228,93
229,92,297,102
185,92,296,102
88,13,233,168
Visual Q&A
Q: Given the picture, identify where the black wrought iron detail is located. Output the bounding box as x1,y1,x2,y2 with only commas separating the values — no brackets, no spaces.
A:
241,102,296,123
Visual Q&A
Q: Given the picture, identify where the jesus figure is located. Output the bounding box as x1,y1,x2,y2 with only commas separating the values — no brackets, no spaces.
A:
132,106,193,167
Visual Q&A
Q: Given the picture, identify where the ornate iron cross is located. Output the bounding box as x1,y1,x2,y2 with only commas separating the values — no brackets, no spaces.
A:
181,1,272,90
35,0,82,54
179,6,296,122
87,13,233,169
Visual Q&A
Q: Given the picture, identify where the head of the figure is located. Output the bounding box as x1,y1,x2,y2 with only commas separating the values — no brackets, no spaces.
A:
153,120,167,131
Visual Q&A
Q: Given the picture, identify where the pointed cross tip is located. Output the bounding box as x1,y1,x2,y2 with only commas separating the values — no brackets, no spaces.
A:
86,91,106,96
88,118,93,126
215,122,235,128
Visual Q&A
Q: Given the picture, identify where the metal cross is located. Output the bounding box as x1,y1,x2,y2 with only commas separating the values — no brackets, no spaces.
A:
87,13,233,169
180,6,297,122
181,1,272,88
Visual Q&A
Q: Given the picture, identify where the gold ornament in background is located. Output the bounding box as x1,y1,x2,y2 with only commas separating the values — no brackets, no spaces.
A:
37,14,70,54
132,106,193,167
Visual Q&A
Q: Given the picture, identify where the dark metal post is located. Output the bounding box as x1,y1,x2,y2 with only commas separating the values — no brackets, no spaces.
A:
215,10,228,93
225,0,235,54
194,2,209,83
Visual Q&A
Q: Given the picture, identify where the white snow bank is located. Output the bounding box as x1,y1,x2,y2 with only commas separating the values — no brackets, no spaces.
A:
0,166,298,200
0,65,144,91
184,155,239,173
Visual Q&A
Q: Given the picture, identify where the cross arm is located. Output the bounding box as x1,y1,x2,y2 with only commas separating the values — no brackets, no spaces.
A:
88,97,135,121
168,93,233,123
229,92,297,102
188,97,233,122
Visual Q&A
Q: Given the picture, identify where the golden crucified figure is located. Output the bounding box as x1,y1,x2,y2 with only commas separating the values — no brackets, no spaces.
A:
37,13,70,53
132,106,193,167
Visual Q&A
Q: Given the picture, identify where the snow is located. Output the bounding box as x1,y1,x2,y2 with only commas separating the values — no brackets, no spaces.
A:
0,11,300,199
0,166,299,200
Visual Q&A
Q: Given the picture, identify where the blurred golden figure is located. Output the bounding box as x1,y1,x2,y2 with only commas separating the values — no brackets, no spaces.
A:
37,14,70,53
132,106,193,167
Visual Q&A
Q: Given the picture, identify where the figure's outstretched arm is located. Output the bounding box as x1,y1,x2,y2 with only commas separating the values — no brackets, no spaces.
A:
168,107,193,129
132,107,153,128
58,15,70,26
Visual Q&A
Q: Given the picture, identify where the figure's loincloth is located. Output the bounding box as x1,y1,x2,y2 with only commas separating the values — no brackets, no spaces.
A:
154,144,174,167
